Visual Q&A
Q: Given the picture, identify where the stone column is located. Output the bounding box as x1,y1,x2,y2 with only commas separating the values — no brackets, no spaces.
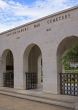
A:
42,47,58,94
38,55,42,89
0,57,3,87
14,56,25,89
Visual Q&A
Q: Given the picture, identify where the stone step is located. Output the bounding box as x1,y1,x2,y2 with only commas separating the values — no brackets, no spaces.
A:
0,89,74,109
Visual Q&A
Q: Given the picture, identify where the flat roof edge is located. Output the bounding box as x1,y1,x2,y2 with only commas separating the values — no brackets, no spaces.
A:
0,5,78,35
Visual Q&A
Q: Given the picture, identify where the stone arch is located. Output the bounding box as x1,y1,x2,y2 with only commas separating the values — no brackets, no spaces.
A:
57,36,78,94
2,49,14,88
23,43,43,90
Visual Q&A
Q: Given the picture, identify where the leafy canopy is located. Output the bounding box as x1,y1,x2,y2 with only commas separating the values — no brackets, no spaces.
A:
62,45,78,70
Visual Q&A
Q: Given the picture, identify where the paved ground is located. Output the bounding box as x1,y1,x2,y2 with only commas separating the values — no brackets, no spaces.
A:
0,94,73,110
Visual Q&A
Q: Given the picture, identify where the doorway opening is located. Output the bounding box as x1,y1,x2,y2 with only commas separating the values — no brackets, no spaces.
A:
24,44,43,90
57,36,78,96
2,50,14,88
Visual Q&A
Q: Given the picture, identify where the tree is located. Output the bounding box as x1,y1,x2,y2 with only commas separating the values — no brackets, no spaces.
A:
62,45,78,70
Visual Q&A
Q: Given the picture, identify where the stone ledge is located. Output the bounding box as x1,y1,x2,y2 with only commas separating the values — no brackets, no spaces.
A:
0,90,74,109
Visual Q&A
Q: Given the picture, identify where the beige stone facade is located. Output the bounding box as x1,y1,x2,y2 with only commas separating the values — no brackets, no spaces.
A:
0,6,78,95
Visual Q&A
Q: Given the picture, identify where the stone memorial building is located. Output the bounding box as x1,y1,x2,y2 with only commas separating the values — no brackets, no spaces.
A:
0,6,78,96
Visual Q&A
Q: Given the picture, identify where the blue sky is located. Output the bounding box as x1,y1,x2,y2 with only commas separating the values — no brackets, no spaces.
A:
0,0,78,32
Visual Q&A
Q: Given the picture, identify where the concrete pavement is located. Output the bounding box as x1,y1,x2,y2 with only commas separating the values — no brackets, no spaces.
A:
0,94,73,110
0,87,77,109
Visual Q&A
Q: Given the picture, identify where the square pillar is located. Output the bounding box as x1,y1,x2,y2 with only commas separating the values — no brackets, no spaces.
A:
14,57,25,89
0,57,3,87
42,49,58,94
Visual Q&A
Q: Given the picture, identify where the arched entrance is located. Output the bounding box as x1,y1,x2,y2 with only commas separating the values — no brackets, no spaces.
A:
2,49,14,88
23,44,43,90
57,36,78,96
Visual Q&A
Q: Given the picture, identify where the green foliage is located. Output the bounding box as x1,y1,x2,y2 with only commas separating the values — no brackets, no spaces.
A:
62,45,78,70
